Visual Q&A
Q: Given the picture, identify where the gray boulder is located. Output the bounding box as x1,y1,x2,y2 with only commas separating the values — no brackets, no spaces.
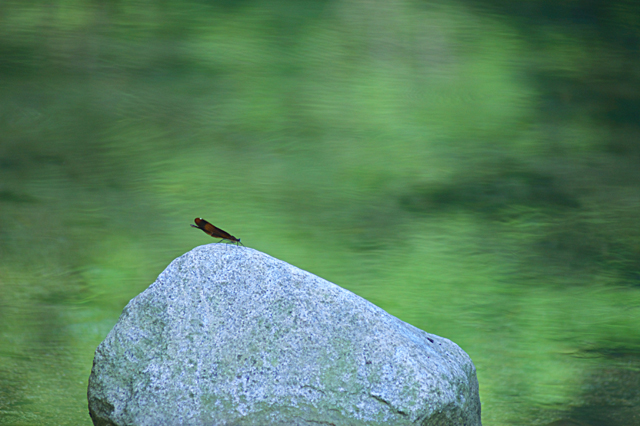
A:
88,245,481,426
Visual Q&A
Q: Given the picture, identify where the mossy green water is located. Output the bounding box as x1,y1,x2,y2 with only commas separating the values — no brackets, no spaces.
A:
1,0,640,425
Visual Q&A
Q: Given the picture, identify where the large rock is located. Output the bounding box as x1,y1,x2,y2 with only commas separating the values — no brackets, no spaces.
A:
88,245,481,426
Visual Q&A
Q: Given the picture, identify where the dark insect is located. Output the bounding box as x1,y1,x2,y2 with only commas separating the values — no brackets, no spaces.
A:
191,218,243,246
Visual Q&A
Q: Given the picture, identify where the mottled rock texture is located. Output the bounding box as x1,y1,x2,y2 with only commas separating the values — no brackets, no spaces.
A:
88,244,481,426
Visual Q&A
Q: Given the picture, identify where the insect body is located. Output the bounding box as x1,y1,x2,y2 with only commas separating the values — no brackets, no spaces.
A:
191,218,243,246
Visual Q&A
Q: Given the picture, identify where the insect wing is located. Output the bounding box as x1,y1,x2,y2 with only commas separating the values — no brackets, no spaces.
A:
193,218,239,242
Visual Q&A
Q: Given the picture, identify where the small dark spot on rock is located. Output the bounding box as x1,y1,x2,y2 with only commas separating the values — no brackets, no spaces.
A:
427,337,434,343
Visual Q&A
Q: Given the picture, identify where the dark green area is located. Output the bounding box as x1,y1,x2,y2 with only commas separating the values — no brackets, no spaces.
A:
0,0,639,425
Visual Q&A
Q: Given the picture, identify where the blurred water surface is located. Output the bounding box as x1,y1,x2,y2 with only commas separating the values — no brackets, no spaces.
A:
1,1,640,425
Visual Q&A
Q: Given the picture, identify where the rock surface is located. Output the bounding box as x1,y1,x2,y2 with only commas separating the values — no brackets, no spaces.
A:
88,244,481,426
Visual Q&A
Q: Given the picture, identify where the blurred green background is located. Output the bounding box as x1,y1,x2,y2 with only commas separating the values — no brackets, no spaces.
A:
1,0,640,425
